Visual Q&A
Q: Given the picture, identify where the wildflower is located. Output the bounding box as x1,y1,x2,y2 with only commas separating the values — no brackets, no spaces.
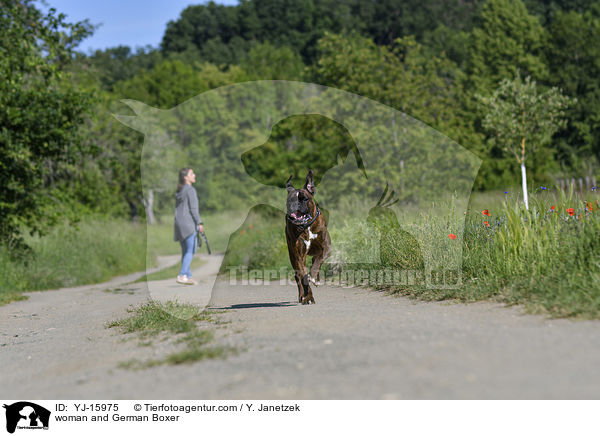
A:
240,229,247,235
566,208,575,216
249,224,254,230
586,202,593,212
541,186,547,190
448,233,457,240
483,221,490,227
482,209,491,216
504,191,509,194
592,186,597,191
550,205,555,211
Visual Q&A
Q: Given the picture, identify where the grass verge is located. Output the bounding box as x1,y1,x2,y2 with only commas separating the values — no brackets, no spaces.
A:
0,219,149,306
0,210,228,306
108,300,232,368
371,189,600,319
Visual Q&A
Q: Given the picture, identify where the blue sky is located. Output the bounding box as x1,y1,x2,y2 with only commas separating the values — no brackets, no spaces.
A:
37,0,240,54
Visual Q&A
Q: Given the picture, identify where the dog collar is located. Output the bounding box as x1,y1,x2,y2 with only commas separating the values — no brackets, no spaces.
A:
287,206,320,230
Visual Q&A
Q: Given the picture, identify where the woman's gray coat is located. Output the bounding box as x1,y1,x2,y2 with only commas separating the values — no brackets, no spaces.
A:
174,184,203,242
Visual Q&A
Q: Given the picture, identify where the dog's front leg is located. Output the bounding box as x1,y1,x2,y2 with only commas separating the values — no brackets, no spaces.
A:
310,231,332,286
296,250,314,304
300,272,314,304
293,269,304,303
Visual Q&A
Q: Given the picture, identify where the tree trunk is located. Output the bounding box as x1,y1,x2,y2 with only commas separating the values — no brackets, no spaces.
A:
521,163,529,211
128,199,139,223
141,189,156,225
520,137,529,211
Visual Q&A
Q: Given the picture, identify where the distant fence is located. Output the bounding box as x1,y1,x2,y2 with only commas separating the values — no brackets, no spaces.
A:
555,177,597,192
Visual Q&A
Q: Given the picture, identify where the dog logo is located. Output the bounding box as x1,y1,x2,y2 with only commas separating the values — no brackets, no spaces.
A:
3,402,50,433
115,80,482,311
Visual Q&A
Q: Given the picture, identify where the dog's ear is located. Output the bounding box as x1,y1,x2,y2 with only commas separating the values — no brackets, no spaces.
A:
286,175,295,193
304,169,315,195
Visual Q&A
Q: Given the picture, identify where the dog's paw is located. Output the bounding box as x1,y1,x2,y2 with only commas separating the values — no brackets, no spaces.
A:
301,296,316,305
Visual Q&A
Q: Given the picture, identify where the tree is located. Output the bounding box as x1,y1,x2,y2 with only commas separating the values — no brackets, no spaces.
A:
239,41,305,80
0,0,94,247
467,0,548,95
546,7,600,169
112,60,249,219
477,73,575,210
77,45,163,92
311,32,472,149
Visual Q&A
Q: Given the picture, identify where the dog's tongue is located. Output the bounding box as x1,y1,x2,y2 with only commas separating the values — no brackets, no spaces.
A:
291,212,300,219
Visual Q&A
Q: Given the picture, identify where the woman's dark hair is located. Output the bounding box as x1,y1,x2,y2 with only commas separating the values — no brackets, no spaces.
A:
177,168,191,192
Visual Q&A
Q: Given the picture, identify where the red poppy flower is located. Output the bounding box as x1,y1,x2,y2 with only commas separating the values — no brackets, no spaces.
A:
249,224,254,230
483,221,490,227
586,202,593,212
550,205,555,211
566,208,575,216
448,233,457,240
482,209,491,216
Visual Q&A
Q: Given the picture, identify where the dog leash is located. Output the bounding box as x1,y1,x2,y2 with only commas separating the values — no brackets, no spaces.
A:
197,231,212,254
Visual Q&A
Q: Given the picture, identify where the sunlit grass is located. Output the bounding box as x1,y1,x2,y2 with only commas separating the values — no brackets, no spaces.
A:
461,187,600,318
0,219,149,304
0,210,247,305
108,300,231,367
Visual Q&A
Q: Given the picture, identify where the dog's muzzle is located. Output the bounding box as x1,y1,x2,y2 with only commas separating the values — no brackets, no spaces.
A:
287,211,312,224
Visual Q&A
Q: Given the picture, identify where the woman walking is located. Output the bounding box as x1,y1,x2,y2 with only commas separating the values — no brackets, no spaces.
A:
174,168,204,285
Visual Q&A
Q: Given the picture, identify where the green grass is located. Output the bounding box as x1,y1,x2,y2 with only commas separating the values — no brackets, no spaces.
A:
459,188,600,318
108,300,231,367
0,209,240,306
134,257,207,283
0,219,150,305
374,187,600,318
107,300,212,336
219,206,289,276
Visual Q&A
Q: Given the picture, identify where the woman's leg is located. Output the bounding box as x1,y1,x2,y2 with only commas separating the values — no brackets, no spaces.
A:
186,232,197,277
179,232,196,277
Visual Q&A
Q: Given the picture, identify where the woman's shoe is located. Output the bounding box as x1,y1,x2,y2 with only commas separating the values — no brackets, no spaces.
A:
176,275,197,285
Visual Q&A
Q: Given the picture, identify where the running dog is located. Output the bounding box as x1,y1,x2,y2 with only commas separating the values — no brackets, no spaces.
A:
285,170,331,304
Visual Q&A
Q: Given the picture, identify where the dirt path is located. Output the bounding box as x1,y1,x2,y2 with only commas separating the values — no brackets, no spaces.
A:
2,255,600,399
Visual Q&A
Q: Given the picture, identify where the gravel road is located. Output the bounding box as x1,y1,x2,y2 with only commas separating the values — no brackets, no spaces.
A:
2,254,600,399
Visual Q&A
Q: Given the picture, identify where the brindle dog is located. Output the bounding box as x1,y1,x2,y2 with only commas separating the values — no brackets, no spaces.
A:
285,170,331,304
